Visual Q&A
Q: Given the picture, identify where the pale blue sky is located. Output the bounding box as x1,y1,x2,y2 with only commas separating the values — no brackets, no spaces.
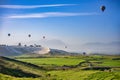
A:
0,0,120,53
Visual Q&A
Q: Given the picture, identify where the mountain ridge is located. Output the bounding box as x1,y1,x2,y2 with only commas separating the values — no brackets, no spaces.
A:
0,45,69,56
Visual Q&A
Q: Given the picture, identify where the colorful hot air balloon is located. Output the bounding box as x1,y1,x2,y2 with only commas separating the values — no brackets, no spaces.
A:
101,5,106,12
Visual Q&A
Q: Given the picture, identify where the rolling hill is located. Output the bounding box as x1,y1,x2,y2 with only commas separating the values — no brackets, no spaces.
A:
0,45,50,56
0,45,74,57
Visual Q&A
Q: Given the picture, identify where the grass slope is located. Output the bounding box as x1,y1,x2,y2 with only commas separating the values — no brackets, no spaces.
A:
0,56,45,78
17,57,84,66
0,55,120,80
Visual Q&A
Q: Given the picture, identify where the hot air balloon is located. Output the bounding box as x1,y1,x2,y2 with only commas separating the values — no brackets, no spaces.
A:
43,36,45,39
101,5,106,12
65,46,67,48
8,33,11,36
28,34,31,37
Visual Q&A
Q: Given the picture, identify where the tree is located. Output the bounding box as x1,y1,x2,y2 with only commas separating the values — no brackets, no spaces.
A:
18,43,21,46
83,52,86,55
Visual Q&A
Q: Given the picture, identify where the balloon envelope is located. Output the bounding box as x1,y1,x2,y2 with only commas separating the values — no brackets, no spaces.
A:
65,46,67,48
8,33,11,36
43,36,45,39
28,34,31,37
101,6,106,12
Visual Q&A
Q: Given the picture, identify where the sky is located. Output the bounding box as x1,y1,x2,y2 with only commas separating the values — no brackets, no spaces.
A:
0,0,120,53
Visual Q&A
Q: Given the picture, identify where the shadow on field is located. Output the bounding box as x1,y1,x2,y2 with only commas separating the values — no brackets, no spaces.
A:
0,64,40,78
0,56,41,78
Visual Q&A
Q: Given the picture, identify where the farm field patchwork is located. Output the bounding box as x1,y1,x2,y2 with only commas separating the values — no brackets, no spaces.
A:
17,57,85,66
0,55,120,80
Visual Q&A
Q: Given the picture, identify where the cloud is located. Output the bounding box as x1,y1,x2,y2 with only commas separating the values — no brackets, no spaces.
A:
83,41,120,47
0,4,76,9
56,41,120,54
80,41,120,54
6,12,98,19
26,39,66,50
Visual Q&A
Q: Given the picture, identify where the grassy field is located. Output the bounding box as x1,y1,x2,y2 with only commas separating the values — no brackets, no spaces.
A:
0,73,40,80
17,55,120,67
47,69,98,80
48,70,120,80
17,57,84,66
0,55,120,80
98,59,120,67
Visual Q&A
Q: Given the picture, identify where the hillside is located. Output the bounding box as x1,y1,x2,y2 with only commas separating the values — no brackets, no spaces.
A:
0,45,75,57
0,55,120,80
0,56,45,78
0,45,50,56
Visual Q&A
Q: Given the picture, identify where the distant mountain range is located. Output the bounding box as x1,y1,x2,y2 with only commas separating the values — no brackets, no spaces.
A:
0,42,120,57
0,45,50,56
0,45,71,56
82,41,120,55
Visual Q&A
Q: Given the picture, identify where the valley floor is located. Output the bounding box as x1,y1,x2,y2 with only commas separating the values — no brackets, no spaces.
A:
0,55,120,80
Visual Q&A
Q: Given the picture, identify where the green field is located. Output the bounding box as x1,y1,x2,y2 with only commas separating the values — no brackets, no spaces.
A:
48,70,120,80
17,55,120,67
17,57,84,66
98,60,120,67
0,55,120,80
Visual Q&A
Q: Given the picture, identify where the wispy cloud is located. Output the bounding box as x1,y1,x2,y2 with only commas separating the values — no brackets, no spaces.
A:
0,4,76,9
7,12,98,19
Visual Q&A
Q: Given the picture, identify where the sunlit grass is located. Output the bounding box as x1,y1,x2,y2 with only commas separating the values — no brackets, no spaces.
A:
17,57,85,66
